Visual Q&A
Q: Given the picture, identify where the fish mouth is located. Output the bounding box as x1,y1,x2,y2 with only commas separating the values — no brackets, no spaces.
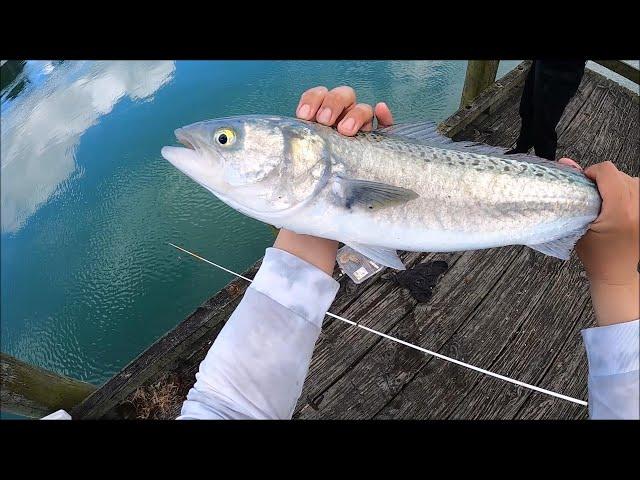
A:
161,129,200,171
175,128,196,150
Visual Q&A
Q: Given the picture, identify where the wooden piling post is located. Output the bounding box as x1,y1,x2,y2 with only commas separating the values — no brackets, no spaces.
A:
1,352,96,418
460,60,500,108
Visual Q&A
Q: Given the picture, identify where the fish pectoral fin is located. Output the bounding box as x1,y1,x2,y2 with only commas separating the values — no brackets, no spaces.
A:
526,227,590,260
333,175,419,210
346,242,406,270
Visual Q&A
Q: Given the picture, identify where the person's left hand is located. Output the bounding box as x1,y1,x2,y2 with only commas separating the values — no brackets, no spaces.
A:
295,85,394,136
274,85,397,273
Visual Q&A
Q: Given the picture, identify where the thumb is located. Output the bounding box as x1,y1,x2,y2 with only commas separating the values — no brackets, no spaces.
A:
584,161,627,208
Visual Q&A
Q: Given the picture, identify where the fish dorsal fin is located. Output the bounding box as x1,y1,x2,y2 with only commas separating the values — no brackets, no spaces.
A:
527,226,590,260
332,175,419,211
377,121,453,144
346,242,406,270
377,122,593,183
378,121,513,156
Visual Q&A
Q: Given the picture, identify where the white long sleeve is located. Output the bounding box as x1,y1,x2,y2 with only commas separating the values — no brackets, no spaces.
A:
177,247,340,420
581,319,639,419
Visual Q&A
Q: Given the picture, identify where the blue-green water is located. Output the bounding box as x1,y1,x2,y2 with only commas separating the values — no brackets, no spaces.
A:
0,60,520,417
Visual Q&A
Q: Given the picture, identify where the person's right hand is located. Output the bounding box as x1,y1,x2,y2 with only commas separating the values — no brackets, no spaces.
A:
295,86,394,136
575,161,639,285
573,160,639,326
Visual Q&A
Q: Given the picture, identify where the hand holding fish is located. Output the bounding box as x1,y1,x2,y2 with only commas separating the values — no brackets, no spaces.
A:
296,85,394,135
574,161,640,326
273,86,398,274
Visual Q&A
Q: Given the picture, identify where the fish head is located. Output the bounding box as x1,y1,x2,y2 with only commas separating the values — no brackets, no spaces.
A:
161,115,330,218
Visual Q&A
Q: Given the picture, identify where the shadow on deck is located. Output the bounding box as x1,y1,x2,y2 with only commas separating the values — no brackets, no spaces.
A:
71,62,639,420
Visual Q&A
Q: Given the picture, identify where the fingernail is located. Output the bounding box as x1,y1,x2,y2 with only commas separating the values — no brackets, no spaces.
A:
559,157,583,171
340,117,355,133
317,107,332,124
297,104,310,119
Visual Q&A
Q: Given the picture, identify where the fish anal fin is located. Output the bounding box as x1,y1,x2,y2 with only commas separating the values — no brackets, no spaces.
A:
527,227,589,260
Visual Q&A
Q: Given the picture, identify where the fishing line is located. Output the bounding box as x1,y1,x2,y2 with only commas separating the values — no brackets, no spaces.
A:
169,242,588,408
169,243,254,282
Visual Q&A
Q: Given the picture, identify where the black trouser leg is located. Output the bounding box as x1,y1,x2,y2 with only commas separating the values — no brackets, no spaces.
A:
531,60,586,160
507,60,586,160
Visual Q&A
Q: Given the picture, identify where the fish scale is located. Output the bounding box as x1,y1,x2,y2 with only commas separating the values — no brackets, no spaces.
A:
345,130,593,185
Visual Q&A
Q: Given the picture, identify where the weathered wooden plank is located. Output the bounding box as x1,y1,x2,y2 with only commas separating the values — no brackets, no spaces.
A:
513,303,592,420
441,75,638,420
310,251,424,331
558,83,623,165
448,61,603,153
441,256,592,419
460,60,500,108
610,93,640,177
296,246,523,419
372,246,548,419
584,85,639,176
566,91,638,176
293,251,454,415
453,87,523,146
1,352,96,418
439,61,532,138
555,71,600,139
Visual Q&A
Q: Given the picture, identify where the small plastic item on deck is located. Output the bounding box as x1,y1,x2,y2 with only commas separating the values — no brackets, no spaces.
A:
336,245,385,284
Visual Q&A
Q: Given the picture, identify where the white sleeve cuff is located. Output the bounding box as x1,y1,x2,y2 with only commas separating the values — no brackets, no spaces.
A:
250,247,340,329
581,319,639,377
41,409,72,420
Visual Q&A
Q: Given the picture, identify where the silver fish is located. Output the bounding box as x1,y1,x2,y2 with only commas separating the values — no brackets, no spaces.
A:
161,115,601,269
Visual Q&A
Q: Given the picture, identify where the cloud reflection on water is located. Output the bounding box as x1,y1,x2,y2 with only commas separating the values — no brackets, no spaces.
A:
1,60,175,234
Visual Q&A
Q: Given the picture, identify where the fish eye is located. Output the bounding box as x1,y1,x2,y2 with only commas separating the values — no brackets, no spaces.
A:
214,128,236,147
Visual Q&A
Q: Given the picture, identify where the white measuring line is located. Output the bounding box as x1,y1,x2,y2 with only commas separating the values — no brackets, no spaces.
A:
169,242,588,407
